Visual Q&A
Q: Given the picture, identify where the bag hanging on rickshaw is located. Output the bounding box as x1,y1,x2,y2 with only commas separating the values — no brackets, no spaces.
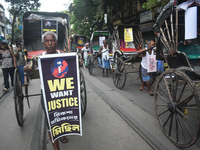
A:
147,51,157,73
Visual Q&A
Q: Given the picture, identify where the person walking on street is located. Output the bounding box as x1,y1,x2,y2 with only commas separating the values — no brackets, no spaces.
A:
81,43,90,67
14,42,26,85
0,40,17,92
23,31,68,150
137,40,155,96
99,40,110,77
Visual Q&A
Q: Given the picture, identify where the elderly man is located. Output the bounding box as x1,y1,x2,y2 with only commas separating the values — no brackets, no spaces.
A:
99,40,110,77
137,40,156,96
24,31,68,150
81,43,90,67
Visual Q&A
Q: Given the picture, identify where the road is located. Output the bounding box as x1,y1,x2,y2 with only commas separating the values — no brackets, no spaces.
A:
0,65,200,150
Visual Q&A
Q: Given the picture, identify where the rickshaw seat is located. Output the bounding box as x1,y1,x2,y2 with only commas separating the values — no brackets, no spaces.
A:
28,50,46,59
27,50,62,59
77,46,84,50
120,48,137,53
167,52,190,69
178,44,200,60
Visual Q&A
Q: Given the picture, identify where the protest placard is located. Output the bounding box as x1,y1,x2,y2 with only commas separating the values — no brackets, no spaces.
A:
124,28,133,42
38,53,82,142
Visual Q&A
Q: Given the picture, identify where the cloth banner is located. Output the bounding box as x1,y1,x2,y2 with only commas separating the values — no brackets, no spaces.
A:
38,53,82,142
147,52,157,73
124,28,133,42
99,36,105,46
185,6,197,40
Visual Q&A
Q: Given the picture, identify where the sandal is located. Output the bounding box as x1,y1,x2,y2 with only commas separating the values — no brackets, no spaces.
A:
149,91,154,96
60,136,68,143
139,88,146,93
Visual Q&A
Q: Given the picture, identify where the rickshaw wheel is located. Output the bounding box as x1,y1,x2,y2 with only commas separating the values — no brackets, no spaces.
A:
113,58,126,89
24,73,29,97
87,55,93,75
139,64,156,85
14,68,24,126
154,69,200,148
80,69,87,116
112,53,119,71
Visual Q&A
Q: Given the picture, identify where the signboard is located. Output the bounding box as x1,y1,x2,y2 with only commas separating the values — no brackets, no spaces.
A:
38,53,82,142
77,37,84,46
99,36,105,46
124,28,133,42
185,6,197,40
41,19,58,40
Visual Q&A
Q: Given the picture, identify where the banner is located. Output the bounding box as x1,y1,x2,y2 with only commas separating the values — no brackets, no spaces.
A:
185,6,197,40
124,28,133,42
77,37,84,46
38,53,82,142
99,36,105,46
42,19,58,41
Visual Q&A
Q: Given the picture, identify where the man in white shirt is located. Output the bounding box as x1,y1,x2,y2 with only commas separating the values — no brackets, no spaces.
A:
99,40,110,77
137,40,156,96
81,43,90,67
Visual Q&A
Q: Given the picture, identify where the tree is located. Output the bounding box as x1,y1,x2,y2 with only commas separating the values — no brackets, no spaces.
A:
4,0,41,44
142,0,169,9
69,0,131,37
69,0,100,38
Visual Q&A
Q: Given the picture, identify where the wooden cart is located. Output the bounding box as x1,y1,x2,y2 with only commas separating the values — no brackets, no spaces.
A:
14,11,87,127
153,0,200,147
110,24,157,89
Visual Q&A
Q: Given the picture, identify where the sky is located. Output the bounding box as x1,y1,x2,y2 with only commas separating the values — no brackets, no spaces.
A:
1,0,73,17
39,0,73,12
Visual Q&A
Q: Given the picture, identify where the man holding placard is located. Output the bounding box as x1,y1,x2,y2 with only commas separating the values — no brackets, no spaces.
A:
24,31,82,150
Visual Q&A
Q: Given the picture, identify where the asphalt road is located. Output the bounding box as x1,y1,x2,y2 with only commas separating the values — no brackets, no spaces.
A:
0,65,200,150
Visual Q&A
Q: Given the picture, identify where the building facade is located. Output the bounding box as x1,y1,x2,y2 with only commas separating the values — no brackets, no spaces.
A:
0,4,7,41
110,0,163,44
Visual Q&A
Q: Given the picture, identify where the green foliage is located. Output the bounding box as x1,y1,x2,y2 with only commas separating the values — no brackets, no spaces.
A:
4,0,41,44
69,0,100,38
142,0,169,9
5,0,40,14
142,0,157,9
69,0,138,38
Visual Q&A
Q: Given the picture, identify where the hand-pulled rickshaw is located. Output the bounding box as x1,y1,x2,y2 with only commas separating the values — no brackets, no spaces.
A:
153,0,200,147
87,30,113,75
74,35,87,53
70,35,87,52
110,24,157,89
14,11,87,127
71,35,87,67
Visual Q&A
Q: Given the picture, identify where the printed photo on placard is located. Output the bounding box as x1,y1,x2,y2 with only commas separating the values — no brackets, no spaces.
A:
41,19,58,41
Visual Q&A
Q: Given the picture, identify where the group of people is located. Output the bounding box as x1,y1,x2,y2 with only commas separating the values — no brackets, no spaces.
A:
80,39,159,96
0,40,25,92
81,40,110,77
0,31,160,150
